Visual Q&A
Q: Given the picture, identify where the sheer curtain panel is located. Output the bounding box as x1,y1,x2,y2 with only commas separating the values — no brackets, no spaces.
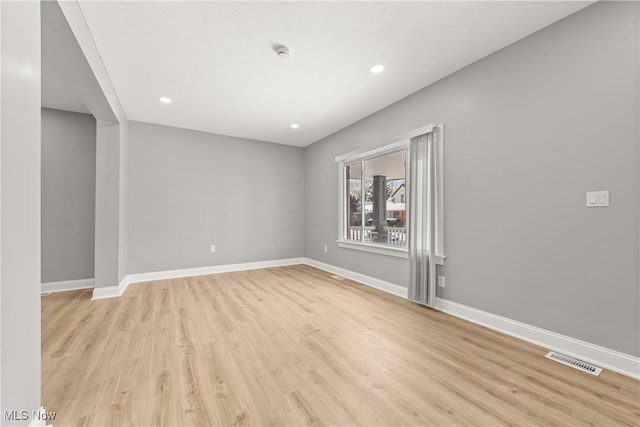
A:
407,126,443,307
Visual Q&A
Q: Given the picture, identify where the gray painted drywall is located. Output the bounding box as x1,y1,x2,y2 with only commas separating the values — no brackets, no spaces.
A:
118,120,128,285
41,1,117,123
41,108,96,283
128,121,305,274
1,0,41,422
305,1,639,356
43,0,129,292
94,120,121,288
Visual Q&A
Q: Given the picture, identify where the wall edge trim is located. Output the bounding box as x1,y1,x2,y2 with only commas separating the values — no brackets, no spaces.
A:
303,257,639,380
41,278,94,294
90,258,306,299
88,256,639,379
91,276,130,300
302,257,408,298
434,297,640,380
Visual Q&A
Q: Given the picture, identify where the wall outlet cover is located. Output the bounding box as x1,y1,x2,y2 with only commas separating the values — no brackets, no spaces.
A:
586,190,609,207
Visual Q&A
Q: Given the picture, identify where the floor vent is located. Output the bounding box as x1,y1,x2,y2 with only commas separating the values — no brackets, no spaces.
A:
330,275,346,281
545,351,603,376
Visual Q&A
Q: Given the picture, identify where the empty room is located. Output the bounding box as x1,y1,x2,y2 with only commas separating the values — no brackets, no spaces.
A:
1,0,639,426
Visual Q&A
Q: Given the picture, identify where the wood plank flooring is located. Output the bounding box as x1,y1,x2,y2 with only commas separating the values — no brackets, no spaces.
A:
42,265,640,426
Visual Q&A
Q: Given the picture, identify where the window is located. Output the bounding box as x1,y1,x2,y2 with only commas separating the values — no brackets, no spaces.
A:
337,141,409,258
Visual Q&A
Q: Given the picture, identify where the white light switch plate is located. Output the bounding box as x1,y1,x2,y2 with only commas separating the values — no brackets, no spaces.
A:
586,191,609,207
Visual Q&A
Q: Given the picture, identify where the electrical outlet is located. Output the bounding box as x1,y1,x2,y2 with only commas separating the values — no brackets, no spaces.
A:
323,244,328,253
210,244,216,253
437,276,446,288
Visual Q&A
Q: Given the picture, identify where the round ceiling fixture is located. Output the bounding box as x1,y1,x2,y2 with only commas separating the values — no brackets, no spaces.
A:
159,96,172,104
370,64,385,74
274,45,291,59
290,123,299,129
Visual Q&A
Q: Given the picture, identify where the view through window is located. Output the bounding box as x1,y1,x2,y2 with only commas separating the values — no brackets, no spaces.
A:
345,149,407,248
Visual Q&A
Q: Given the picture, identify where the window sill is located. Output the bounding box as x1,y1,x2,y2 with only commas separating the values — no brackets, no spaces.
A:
337,240,447,265
337,240,409,259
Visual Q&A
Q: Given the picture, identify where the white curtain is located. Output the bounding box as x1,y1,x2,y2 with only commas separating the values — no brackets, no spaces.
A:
407,127,442,307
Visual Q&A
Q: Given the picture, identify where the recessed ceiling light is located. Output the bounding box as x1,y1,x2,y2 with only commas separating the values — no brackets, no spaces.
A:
290,123,299,129
370,64,384,74
159,96,172,104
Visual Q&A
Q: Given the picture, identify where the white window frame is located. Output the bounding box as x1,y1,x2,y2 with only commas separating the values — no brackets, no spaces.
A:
335,124,436,258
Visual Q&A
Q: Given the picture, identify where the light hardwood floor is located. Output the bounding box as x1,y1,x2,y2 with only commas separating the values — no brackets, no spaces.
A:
42,265,639,426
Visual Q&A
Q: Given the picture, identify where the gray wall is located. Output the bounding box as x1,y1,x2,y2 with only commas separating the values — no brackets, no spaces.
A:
118,120,128,285
41,108,96,283
1,0,41,421
128,121,305,274
304,2,639,356
42,0,129,291
94,120,121,288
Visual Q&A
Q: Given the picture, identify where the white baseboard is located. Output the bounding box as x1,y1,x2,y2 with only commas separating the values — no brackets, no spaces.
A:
86,256,640,379
41,278,94,294
434,298,640,380
303,258,639,380
302,258,409,298
91,258,306,300
91,276,130,300
127,257,306,283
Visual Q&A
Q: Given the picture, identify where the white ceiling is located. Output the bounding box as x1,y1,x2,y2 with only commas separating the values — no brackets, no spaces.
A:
76,1,591,147
42,48,91,114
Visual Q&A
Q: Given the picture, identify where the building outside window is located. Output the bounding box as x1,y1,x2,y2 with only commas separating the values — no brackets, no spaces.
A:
343,147,408,250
